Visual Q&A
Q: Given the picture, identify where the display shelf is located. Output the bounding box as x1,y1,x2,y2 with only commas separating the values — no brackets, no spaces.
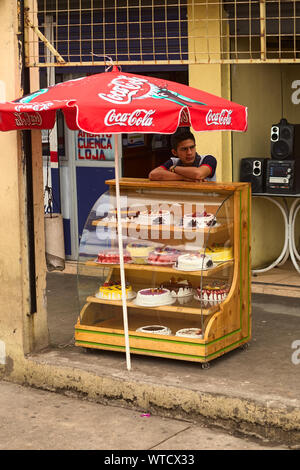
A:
85,295,219,316
85,259,233,276
75,178,251,365
92,219,233,236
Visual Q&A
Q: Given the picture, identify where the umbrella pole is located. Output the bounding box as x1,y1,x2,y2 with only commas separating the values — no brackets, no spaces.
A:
114,135,131,371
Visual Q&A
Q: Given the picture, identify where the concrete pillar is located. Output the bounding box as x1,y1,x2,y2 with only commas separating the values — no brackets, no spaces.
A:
188,0,232,182
0,1,48,375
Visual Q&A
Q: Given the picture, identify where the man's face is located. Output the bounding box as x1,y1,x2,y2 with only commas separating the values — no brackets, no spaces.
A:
172,138,196,166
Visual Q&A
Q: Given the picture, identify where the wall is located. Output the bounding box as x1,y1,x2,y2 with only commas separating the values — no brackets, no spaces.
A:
0,0,49,378
231,64,300,267
188,0,232,183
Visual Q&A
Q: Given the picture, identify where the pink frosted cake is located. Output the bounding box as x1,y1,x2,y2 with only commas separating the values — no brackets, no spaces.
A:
148,247,181,265
135,287,173,306
97,249,132,264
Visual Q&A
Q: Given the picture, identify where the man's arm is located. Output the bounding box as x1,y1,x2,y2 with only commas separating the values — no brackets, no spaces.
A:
149,166,188,181
172,164,211,181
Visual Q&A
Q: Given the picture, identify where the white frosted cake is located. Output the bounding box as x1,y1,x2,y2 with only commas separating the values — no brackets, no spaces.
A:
175,253,213,271
135,287,173,306
183,211,216,228
176,328,203,339
138,210,171,226
160,278,193,297
136,325,171,335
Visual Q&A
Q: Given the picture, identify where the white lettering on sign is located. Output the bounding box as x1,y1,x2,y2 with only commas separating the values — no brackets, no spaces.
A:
104,109,155,127
205,109,233,126
291,80,300,105
99,75,150,104
15,102,54,112
14,112,42,127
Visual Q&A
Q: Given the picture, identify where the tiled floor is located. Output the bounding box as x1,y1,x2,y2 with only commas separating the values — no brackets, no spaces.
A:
252,259,300,298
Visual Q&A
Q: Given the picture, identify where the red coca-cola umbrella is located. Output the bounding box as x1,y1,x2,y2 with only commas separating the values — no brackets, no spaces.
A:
0,66,247,370
0,66,247,133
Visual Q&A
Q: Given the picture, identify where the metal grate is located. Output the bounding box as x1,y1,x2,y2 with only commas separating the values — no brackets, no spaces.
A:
24,0,300,67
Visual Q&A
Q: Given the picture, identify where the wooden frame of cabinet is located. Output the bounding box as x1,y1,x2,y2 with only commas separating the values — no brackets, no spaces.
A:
75,178,251,365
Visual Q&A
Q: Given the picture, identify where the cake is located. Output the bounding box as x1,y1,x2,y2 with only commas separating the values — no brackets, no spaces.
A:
200,244,233,262
96,281,134,300
97,249,132,264
148,246,181,265
175,253,213,271
126,242,155,264
196,280,229,302
183,211,217,228
135,287,173,306
108,207,140,219
176,328,203,339
136,325,172,335
160,277,193,297
137,210,171,226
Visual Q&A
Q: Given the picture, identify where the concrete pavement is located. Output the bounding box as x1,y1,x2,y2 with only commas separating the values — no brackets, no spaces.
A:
0,380,288,450
2,272,300,449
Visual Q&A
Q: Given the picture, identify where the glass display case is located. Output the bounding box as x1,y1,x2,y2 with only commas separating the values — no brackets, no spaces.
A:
75,178,251,367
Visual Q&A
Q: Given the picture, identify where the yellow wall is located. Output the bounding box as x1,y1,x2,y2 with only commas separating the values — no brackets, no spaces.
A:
188,1,232,182
0,1,48,374
231,64,300,267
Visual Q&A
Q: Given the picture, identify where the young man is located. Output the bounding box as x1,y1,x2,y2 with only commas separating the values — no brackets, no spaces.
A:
148,130,217,182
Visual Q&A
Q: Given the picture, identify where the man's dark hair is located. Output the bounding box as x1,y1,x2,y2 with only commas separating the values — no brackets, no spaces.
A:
170,129,195,150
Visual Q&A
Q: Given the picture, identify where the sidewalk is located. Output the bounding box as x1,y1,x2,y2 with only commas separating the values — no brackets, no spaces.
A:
0,380,288,450
8,272,300,448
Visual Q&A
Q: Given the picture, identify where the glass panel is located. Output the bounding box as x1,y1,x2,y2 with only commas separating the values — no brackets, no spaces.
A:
77,184,235,349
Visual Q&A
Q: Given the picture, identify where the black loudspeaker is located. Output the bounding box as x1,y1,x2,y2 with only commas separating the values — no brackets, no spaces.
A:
271,118,300,160
239,158,267,193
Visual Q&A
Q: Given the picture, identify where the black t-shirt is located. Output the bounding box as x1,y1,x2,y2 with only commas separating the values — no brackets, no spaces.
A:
160,153,217,180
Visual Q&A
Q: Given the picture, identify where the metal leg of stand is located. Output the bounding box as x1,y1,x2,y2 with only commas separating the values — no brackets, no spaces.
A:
252,196,289,274
288,198,300,273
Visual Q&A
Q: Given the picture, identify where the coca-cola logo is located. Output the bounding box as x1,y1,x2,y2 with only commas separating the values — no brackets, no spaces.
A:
14,112,42,127
99,75,155,104
15,102,54,112
206,109,233,126
104,109,155,127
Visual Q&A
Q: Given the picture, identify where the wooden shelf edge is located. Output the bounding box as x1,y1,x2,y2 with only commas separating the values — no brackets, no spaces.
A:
85,295,217,316
83,260,233,276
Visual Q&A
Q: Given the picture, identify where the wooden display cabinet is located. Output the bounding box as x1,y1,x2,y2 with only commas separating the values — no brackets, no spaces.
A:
75,178,251,367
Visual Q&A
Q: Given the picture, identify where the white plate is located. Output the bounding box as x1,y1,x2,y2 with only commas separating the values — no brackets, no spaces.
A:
133,297,177,307
95,291,136,301
173,264,215,272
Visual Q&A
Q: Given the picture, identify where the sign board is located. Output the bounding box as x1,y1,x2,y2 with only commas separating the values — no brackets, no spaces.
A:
76,131,114,161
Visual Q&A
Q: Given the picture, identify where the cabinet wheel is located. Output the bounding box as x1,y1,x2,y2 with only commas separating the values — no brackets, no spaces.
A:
240,342,249,351
201,362,210,369
84,347,94,354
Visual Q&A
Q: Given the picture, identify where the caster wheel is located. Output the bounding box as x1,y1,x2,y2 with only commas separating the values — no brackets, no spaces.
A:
84,347,94,354
201,362,210,369
240,342,249,351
